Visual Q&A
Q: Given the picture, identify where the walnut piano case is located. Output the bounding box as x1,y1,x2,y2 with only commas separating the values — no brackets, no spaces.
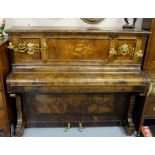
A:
5,27,150,136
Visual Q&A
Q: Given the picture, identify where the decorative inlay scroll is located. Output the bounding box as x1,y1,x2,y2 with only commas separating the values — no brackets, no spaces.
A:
64,43,93,58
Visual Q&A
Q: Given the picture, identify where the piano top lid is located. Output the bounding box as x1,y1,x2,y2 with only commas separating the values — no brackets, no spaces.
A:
5,26,151,35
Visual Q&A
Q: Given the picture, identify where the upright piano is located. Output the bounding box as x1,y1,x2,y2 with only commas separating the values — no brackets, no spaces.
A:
5,27,150,136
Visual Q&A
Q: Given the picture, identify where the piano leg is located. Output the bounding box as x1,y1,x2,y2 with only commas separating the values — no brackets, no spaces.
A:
125,95,136,136
15,95,25,137
137,117,145,136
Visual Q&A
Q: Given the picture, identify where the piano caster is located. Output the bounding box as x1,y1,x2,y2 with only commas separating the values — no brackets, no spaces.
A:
78,122,85,132
64,122,71,132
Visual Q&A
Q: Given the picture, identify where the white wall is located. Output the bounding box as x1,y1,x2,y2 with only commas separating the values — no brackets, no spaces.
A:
3,18,143,29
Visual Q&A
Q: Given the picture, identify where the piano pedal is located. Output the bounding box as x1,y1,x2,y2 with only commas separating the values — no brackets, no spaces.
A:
78,122,85,132
64,122,71,132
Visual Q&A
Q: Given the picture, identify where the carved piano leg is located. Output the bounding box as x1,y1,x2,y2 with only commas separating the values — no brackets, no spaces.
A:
1,125,11,137
136,117,145,136
14,94,25,137
125,95,136,136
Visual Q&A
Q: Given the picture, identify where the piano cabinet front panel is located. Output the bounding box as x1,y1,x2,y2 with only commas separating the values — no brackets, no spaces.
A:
21,93,131,127
10,34,145,65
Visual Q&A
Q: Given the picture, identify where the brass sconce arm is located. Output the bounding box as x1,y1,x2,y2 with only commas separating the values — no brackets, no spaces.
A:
109,43,143,60
8,42,47,55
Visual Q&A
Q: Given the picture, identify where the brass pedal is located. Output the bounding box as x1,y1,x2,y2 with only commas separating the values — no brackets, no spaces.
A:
78,122,85,132
64,122,71,132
